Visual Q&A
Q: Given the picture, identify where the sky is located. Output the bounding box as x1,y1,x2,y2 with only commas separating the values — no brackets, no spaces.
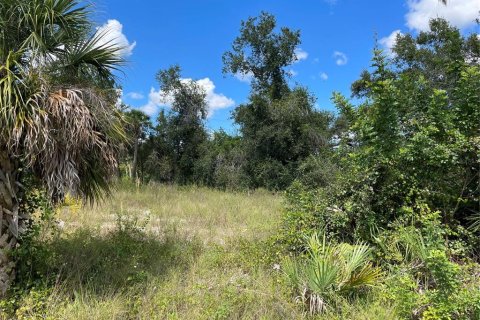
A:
92,0,480,133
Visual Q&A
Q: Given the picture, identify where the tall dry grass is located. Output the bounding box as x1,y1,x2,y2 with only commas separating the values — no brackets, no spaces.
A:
5,183,396,319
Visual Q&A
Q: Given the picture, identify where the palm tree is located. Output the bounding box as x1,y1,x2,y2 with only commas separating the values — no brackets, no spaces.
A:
0,0,125,295
124,109,151,180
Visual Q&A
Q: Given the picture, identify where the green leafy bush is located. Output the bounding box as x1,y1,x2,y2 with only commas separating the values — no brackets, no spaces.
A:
277,181,350,252
377,211,480,319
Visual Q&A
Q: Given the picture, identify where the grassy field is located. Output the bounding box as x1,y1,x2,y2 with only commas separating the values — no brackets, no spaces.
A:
5,183,395,319
57,183,282,245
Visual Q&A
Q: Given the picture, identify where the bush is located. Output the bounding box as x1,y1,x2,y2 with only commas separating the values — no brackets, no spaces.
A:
377,211,480,319
296,154,339,189
282,233,382,314
277,181,349,252
385,254,480,320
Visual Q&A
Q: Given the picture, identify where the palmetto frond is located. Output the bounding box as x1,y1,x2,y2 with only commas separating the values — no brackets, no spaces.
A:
467,211,480,233
0,0,125,203
282,233,382,314
37,88,121,202
0,0,126,296
57,30,125,81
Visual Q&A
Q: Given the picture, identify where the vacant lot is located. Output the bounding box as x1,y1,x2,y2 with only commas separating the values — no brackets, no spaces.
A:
5,183,394,320
6,184,300,319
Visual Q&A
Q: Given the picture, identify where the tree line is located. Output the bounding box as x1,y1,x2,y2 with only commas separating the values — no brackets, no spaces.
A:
121,12,336,190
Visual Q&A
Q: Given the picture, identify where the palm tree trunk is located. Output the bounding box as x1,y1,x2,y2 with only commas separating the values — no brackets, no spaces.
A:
132,137,139,180
0,149,20,296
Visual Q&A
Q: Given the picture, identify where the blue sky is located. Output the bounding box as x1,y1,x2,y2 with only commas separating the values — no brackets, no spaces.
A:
93,0,480,133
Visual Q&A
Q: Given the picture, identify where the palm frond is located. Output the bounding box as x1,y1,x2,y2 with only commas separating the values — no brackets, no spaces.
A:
306,259,338,293
1,0,125,205
283,233,382,314
467,212,480,233
58,30,125,81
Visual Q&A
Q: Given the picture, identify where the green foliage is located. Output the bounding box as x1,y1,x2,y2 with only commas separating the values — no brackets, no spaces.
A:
296,153,339,189
192,130,250,190
373,209,480,319
0,0,126,203
119,12,335,192
283,233,382,314
222,11,300,100
278,180,352,253
282,19,480,247
121,108,152,180
221,13,335,190
279,17,480,319
232,80,334,190
384,251,480,320
145,66,209,184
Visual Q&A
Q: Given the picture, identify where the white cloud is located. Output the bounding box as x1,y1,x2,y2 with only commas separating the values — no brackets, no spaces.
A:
319,72,329,80
406,0,480,32
294,48,309,62
234,71,254,83
139,88,173,116
126,92,144,100
380,30,403,57
333,51,348,65
140,78,235,117
197,78,235,116
96,19,136,57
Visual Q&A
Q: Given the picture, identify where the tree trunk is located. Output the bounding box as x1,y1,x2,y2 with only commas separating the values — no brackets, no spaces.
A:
0,149,21,296
132,136,139,180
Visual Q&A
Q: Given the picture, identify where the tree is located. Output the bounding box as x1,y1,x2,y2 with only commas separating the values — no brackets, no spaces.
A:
329,19,480,246
192,130,249,190
224,12,333,189
0,0,124,294
155,65,208,183
223,12,300,101
124,109,151,180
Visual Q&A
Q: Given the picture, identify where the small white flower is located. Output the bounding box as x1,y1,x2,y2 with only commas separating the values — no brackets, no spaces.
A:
57,220,65,229
273,263,281,271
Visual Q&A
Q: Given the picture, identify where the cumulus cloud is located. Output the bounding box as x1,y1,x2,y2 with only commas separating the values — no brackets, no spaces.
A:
406,0,480,32
140,88,173,116
295,48,309,62
140,78,235,117
197,78,235,116
333,51,348,65
96,19,136,57
319,72,329,80
126,92,144,100
380,30,403,57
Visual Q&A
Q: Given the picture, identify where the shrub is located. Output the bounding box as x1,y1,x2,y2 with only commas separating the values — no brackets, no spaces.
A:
296,154,339,189
378,211,480,319
282,233,382,314
277,181,349,252
385,254,480,320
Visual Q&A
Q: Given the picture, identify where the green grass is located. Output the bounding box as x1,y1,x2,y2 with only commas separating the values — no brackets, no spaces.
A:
4,183,397,319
